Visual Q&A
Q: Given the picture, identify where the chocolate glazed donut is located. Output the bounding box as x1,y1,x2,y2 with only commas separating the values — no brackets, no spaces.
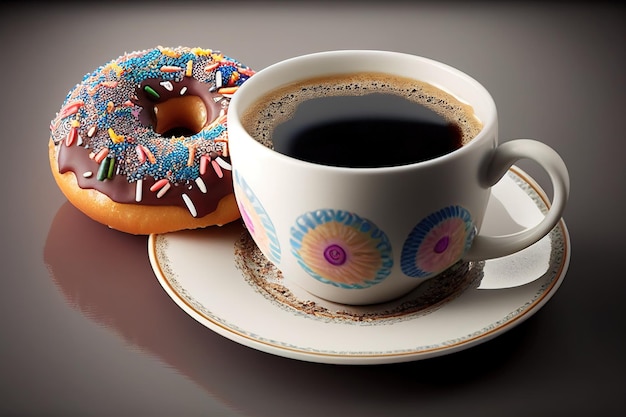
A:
49,46,255,234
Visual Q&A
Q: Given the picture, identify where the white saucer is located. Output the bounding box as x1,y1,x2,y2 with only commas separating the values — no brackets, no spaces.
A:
148,167,570,365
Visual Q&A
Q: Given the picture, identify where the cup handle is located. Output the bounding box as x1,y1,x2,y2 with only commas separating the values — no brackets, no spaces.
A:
463,139,570,261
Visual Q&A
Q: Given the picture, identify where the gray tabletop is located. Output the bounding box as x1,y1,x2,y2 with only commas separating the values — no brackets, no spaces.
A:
2,3,624,416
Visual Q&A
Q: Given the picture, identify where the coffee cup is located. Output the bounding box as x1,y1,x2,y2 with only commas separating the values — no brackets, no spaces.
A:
228,50,569,305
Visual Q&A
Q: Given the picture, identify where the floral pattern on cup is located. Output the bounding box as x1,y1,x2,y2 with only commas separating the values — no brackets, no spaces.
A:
290,209,393,289
401,205,476,279
233,170,281,263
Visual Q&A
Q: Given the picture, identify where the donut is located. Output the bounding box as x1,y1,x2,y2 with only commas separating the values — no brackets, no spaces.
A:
49,46,255,235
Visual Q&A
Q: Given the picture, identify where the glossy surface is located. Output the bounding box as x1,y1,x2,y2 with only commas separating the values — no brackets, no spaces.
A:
2,3,624,416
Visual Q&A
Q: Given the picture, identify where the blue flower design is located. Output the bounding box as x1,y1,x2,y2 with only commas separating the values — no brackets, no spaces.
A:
401,205,475,278
233,170,281,263
290,209,393,289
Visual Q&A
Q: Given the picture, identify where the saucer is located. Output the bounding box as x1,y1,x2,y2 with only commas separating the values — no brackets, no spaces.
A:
148,167,570,365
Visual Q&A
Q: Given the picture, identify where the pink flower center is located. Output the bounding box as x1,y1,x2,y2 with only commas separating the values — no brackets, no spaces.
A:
240,206,254,235
434,236,450,254
324,244,347,266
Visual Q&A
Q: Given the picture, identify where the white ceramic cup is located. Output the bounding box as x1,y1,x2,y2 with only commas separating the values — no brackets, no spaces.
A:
228,50,569,305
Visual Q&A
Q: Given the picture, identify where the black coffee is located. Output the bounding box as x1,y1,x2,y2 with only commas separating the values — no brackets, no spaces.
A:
242,72,482,168
271,93,463,167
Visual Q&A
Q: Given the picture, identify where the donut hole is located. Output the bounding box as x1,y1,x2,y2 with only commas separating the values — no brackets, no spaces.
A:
154,95,208,137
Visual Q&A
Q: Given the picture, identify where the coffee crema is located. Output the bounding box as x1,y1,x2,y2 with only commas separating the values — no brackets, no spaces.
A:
242,72,483,168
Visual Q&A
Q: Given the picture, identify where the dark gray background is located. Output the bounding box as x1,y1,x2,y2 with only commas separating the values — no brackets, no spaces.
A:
1,2,624,416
